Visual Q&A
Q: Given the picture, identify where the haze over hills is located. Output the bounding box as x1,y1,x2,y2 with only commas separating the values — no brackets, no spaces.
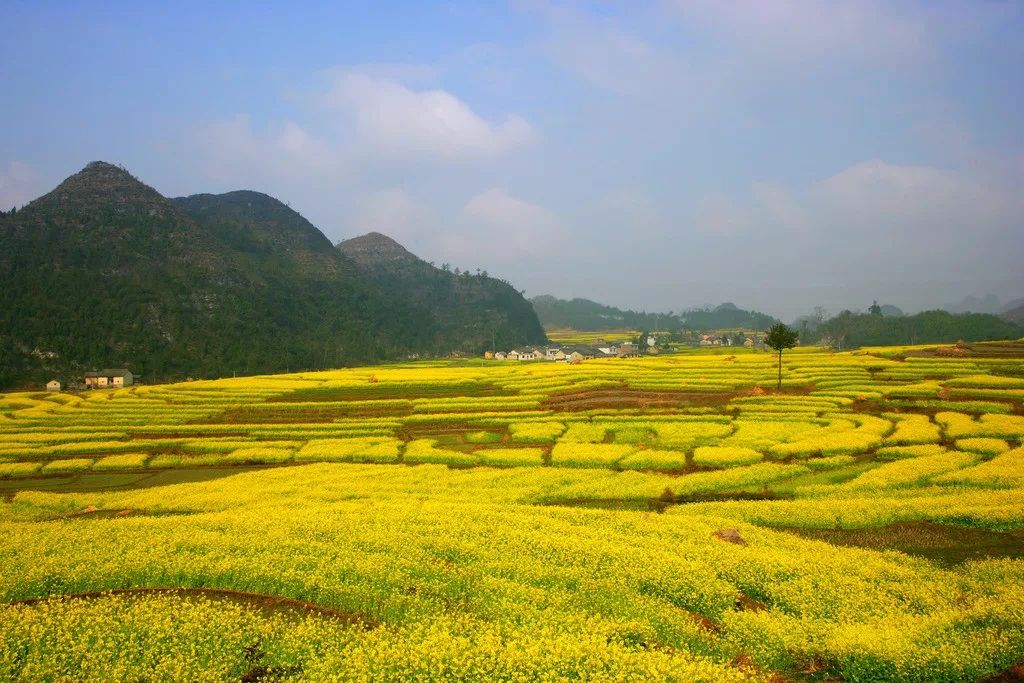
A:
0,162,545,388
531,295,778,332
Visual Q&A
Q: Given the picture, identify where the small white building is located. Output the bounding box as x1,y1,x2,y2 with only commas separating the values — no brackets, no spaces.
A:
46,379,61,392
507,350,521,361
494,352,507,360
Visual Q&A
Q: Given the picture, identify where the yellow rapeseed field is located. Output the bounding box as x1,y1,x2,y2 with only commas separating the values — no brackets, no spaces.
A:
1,343,1023,681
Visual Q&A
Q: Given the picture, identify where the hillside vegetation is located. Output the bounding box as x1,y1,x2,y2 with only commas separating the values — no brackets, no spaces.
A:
0,163,545,388
820,309,1022,348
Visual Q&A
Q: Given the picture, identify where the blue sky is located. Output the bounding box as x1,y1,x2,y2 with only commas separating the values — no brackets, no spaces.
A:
2,1,1022,319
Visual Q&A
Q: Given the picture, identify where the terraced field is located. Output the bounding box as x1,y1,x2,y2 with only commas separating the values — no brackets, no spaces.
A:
1,342,1023,681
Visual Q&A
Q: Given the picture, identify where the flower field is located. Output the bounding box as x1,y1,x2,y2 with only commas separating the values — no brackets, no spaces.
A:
1,342,1023,681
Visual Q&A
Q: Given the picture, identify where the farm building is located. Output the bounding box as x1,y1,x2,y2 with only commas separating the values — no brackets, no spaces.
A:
545,348,566,361
494,352,507,360
617,344,641,358
84,369,134,388
46,380,61,391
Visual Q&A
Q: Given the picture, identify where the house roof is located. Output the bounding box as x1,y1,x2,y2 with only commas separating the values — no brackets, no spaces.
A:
84,368,131,377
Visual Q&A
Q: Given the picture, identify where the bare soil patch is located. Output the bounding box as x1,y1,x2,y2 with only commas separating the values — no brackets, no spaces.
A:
10,587,377,627
538,491,788,513
774,521,1024,566
983,663,1024,682
543,388,730,412
268,382,517,402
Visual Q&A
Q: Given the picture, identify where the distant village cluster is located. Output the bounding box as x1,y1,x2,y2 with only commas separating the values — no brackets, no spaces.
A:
486,342,643,363
45,369,134,392
486,332,766,362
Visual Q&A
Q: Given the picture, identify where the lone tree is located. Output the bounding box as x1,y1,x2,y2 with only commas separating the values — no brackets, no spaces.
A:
764,323,799,391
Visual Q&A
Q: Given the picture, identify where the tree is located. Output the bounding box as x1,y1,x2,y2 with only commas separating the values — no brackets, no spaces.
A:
764,323,799,391
869,300,882,316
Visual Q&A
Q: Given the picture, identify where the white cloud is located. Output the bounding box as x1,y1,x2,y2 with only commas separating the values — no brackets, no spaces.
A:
348,189,434,247
0,161,41,209
691,158,1022,281
437,188,566,266
321,71,534,162
191,116,336,187
669,0,932,71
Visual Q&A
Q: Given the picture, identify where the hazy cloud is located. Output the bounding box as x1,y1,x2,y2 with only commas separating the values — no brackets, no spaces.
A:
14,2,1020,320
445,188,567,265
319,70,534,162
0,161,41,209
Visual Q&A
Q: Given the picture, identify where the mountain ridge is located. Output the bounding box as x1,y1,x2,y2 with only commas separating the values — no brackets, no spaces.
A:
0,162,545,387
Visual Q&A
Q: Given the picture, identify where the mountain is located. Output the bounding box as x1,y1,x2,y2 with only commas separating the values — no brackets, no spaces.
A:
530,295,677,331
338,232,547,353
943,294,1004,315
678,303,778,330
529,295,777,332
0,162,541,388
1003,302,1024,326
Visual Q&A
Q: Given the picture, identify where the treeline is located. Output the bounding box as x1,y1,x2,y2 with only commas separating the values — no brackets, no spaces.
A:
817,309,1022,348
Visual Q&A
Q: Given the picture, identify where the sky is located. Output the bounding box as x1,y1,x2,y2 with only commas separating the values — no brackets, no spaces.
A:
1,1,1022,321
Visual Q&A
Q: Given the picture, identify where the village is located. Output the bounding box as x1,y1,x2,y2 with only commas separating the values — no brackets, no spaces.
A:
43,369,134,393
485,330,767,362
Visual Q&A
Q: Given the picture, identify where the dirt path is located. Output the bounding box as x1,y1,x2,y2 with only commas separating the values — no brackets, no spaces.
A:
8,587,377,627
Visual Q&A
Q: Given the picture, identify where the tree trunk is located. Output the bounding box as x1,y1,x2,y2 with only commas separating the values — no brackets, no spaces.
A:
777,350,782,391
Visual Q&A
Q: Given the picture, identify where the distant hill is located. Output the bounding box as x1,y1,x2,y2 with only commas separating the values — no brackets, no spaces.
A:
677,303,778,331
530,295,777,332
530,295,679,332
338,232,547,354
818,309,1022,349
0,162,544,388
1003,302,1024,326
943,294,1004,315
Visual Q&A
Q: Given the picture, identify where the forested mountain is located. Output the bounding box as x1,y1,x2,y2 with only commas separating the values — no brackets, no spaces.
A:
530,295,777,332
338,233,547,354
529,295,678,331
677,303,778,331
0,162,544,388
818,309,1022,349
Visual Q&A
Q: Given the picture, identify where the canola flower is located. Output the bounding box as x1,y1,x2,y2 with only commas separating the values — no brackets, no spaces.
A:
1,346,1023,680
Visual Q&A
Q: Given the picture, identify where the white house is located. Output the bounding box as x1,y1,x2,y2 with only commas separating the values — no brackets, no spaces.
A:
494,352,507,360
46,379,61,392
507,350,521,361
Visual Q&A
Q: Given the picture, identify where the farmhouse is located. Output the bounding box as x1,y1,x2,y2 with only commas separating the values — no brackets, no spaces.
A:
617,343,641,358
494,352,507,360
545,348,566,361
84,368,134,388
46,379,61,391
